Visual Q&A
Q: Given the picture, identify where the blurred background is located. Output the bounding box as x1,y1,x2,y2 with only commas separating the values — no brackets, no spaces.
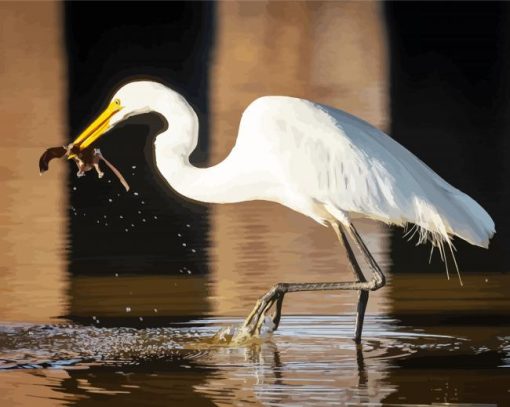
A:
1,2,509,406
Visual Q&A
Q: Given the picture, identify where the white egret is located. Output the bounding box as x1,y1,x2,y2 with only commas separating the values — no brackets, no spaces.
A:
67,80,495,343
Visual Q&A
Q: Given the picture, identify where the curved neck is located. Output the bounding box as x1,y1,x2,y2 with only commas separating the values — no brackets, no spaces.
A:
153,102,260,204
156,151,256,204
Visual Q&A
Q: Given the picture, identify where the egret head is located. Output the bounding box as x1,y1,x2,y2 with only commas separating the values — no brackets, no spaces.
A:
68,80,198,159
68,81,167,152
108,81,167,127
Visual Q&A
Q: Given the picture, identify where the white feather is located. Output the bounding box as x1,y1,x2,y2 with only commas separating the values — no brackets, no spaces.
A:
234,96,495,251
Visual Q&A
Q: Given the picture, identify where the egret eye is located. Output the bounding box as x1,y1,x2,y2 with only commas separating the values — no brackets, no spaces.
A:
114,99,121,105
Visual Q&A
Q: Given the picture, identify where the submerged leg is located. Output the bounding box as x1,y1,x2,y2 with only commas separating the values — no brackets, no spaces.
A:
242,222,385,343
354,291,369,343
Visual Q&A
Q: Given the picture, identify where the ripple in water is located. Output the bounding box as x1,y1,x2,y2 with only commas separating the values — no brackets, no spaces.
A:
0,315,487,371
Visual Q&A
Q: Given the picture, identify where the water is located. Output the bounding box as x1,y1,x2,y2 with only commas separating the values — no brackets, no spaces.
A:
1,241,510,407
1,311,509,406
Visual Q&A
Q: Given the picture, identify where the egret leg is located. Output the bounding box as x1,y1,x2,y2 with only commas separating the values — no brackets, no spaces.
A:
334,223,371,343
242,222,385,342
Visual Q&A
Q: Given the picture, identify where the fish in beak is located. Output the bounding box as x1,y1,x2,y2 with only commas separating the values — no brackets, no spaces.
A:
38,99,129,191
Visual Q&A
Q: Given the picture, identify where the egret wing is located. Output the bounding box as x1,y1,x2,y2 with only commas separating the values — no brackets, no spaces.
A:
236,96,494,248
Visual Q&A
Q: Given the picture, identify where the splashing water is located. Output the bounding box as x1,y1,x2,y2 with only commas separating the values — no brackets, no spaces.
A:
209,316,276,346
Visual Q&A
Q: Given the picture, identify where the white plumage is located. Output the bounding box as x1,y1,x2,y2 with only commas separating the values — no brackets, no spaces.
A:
237,96,495,249
108,81,495,268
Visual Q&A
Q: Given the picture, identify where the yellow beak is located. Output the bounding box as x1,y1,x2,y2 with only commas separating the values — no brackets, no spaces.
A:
68,100,123,158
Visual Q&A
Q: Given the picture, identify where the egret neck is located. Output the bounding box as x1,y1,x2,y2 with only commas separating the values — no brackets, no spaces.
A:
152,92,263,205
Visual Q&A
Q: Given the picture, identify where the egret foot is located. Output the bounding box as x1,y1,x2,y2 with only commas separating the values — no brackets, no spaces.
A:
242,283,287,337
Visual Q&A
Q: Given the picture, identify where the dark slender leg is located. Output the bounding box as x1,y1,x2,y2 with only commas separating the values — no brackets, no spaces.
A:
347,224,386,289
334,223,370,343
242,222,386,341
271,293,285,330
354,290,369,343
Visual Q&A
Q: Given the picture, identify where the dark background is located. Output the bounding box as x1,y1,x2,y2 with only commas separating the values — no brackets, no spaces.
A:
65,2,214,276
65,1,509,275
385,2,510,273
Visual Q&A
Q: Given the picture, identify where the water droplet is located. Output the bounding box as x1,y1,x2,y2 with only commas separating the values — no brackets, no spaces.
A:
139,317,143,322
154,216,158,220
485,278,489,283
182,243,187,247
96,220,100,224
177,233,182,237
187,270,191,275
108,198,113,202
125,307,131,312
142,219,146,222
132,165,136,169
191,249,196,253
186,224,190,228
131,224,135,227
134,192,139,196
141,201,145,205
137,210,142,214
73,186,77,191
115,273,118,277
103,215,107,218
153,308,158,313
124,228,128,232
119,215,124,219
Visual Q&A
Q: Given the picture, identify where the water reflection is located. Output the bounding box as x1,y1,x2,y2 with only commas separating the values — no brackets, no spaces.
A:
0,1,68,324
68,275,211,325
1,311,509,405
